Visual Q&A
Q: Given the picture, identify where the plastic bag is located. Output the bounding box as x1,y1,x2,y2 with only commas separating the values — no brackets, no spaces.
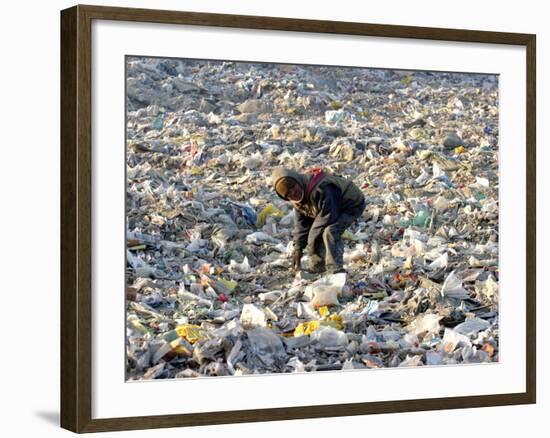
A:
311,326,348,351
304,273,347,307
256,204,284,227
441,271,470,299
240,304,267,329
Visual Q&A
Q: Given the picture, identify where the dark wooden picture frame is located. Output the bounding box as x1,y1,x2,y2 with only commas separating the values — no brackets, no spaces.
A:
61,4,536,433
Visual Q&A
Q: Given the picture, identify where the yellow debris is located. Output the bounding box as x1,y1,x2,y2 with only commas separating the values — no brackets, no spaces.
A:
318,306,329,317
175,324,205,344
454,146,466,154
293,314,344,336
256,204,284,227
217,278,238,292
170,338,193,356
294,320,321,336
327,314,344,330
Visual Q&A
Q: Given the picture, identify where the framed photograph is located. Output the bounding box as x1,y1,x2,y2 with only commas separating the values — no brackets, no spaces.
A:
60,4,536,433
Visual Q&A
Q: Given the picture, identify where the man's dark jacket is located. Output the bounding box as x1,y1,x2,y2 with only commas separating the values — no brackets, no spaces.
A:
271,168,365,252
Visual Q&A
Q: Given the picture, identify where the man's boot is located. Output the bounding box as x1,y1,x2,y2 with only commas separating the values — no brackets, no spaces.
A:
307,254,326,274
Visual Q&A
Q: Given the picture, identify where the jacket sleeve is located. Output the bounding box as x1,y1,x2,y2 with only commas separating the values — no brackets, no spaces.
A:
306,184,342,250
293,210,313,251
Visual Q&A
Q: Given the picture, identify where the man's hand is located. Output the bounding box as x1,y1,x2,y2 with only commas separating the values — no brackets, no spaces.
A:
292,249,303,271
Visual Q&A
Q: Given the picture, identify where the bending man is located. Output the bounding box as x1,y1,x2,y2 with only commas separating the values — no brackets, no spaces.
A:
271,167,366,274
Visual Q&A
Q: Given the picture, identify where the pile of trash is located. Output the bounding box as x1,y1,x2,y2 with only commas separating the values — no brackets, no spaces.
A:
125,57,499,380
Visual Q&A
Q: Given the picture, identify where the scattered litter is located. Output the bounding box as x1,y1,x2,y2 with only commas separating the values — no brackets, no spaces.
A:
246,232,279,245
454,317,490,336
311,326,348,351
247,327,287,369
407,313,442,338
442,328,472,353
125,57,500,380
175,324,205,344
304,273,347,307
256,204,284,227
399,355,424,367
441,271,470,300
240,304,268,329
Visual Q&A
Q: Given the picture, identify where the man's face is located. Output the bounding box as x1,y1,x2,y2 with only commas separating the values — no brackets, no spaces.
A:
286,184,303,202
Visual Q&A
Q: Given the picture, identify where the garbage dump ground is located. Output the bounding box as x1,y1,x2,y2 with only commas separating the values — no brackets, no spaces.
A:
125,57,499,380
